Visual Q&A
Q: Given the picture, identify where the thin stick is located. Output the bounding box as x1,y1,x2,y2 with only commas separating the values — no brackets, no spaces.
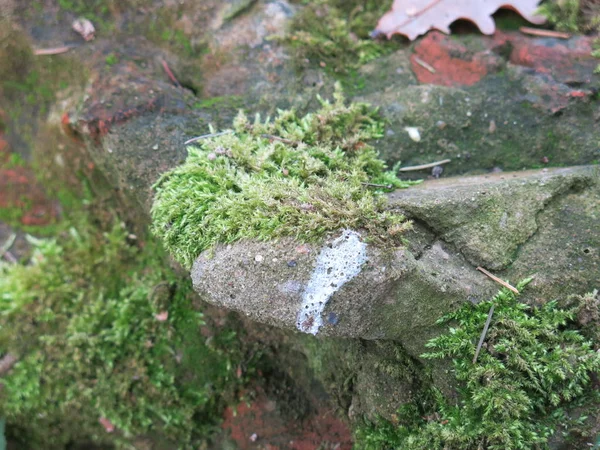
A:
161,60,181,88
399,159,451,172
361,182,393,189
413,56,436,73
34,46,73,55
260,134,299,146
473,304,495,364
476,266,519,294
0,353,18,375
519,27,570,39
184,130,233,145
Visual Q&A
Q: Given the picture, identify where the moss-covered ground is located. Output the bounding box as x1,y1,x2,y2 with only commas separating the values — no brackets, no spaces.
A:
151,85,418,268
355,282,600,449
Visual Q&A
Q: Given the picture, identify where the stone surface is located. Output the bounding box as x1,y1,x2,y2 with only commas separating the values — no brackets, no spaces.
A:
190,166,599,357
3,0,599,444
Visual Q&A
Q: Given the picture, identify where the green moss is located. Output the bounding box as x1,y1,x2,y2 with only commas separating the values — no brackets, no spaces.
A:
193,95,244,110
151,85,419,268
0,215,244,448
105,52,118,66
538,0,581,32
355,280,600,449
284,0,395,77
593,38,600,74
537,0,600,33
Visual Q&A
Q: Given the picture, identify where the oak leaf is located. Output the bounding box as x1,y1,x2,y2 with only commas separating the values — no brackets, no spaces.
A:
374,0,546,41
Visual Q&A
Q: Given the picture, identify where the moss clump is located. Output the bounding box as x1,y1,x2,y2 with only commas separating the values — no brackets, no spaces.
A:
151,86,418,268
0,217,243,449
355,280,600,450
538,0,600,32
538,0,582,32
285,0,395,75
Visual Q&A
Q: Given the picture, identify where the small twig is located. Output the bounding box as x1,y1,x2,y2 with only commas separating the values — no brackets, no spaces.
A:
473,304,495,364
0,233,16,262
184,130,233,145
413,56,436,73
399,159,451,172
519,27,571,39
33,46,73,55
361,182,393,189
2,251,17,264
161,59,181,88
476,267,519,294
260,134,300,146
0,353,18,375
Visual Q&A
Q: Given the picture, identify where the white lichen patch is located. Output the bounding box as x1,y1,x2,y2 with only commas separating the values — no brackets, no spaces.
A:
296,230,367,335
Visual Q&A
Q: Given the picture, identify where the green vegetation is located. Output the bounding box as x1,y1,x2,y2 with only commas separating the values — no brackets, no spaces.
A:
0,215,244,448
285,0,395,76
356,280,600,449
105,52,118,66
538,0,600,32
193,95,244,110
593,39,600,74
151,85,418,268
538,0,581,32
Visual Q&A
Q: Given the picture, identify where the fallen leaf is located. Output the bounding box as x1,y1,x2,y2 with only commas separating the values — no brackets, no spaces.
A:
72,18,95,41
155,311,169,322
98,417,115,433
374,0,546,41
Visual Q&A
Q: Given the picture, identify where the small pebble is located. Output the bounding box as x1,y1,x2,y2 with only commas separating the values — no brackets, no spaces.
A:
207,153,216,161
432,165,443,179
541,156,549,164
152,144,158,150
254,254,264,263
436,120,446,130
327,312,339,325
287,260,297,268
404,127,421,142
488,120,497,134
250,433,258,442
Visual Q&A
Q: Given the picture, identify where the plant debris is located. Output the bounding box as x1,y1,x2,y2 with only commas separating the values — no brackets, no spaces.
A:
72,18,95,41
374,0,546,40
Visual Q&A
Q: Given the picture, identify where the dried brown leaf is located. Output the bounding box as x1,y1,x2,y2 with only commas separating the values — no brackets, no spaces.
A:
375,0,546,41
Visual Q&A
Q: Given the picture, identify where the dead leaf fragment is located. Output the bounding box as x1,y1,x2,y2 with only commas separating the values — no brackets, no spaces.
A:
72,18,95,41
155,311,169,322
99,417,115,433
375,0,546,41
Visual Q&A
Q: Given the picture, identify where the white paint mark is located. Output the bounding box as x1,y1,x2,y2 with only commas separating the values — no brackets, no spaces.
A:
296,230,367,335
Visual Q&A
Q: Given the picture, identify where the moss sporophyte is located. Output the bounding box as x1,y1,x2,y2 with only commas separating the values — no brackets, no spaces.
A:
151,85,419,268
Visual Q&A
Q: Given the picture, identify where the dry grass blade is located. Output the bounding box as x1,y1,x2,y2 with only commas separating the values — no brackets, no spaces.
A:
399,159,451,172
413,56,436,73
473,304,495,364
476,266,519,294
519,27,571,39
34,46,72,55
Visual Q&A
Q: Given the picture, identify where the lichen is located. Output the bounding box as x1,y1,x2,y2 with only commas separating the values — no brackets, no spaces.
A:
151,85,418,268
355,280,600,449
